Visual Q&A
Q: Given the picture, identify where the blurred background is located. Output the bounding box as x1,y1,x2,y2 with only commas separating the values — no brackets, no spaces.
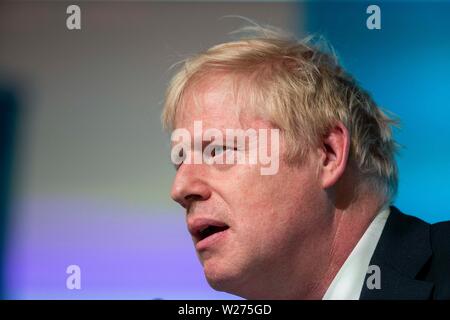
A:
0,1,448,299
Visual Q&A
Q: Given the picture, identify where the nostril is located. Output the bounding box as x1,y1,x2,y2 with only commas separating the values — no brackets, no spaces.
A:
180,194,204,210
185,194,204,202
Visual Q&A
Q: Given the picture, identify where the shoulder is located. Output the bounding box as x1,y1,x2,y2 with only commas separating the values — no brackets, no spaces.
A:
431,220,450,241
389,206,450,257
389,207,450,298
429,220,450,264
386,206,430,241
428,220,450,298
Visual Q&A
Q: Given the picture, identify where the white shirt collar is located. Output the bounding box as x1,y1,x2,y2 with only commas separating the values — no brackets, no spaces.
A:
322,207,390,300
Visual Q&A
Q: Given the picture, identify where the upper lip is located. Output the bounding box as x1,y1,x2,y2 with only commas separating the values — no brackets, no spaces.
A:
188,217,230,243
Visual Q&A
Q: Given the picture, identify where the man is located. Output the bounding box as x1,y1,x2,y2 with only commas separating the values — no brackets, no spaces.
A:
161,27,450,299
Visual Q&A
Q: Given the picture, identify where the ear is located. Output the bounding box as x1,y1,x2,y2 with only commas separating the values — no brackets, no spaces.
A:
318,122,350,189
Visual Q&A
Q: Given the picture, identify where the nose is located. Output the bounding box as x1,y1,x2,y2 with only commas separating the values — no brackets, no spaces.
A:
170,163,212,209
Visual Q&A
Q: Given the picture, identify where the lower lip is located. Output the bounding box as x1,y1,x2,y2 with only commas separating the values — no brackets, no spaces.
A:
195,228,229,251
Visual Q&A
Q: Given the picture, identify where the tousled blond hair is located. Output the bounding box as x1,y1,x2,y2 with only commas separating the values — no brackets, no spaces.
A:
162,26,398,203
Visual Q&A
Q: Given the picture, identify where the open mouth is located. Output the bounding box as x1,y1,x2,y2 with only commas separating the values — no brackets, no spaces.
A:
189,218,230,248
194,222,230,250
198,225,229,241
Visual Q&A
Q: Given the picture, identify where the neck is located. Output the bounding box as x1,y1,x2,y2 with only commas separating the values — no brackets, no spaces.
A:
302,191,385,299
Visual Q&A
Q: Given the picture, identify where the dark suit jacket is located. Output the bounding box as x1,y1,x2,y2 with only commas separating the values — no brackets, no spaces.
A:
359,206,450,299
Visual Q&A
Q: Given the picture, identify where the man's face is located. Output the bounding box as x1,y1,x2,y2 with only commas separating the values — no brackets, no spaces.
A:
170,75,334,298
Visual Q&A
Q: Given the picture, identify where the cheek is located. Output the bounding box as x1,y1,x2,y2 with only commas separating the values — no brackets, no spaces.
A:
229,164,322,242
233,162,317,210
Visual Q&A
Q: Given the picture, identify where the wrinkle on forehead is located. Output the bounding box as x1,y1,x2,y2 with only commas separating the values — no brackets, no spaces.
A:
174,72,261,130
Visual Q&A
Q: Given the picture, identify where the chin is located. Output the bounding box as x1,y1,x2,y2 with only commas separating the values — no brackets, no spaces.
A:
203,263,234,288
202,259,256,298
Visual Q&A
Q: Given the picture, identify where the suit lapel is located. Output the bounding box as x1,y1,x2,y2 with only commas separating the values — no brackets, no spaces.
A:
360,263,434,299
359,206,434,299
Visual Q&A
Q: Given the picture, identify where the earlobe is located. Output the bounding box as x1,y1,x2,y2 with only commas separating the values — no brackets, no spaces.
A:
320,122,350,189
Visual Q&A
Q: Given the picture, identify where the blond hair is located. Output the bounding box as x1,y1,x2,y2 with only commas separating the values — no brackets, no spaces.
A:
162,26,398,204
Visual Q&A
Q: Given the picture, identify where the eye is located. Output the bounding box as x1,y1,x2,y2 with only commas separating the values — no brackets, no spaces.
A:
211,145,224,157
211,145,235,157
172,147,186,171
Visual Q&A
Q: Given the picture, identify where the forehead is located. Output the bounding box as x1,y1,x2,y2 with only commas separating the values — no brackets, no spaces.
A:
174,74,241,131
